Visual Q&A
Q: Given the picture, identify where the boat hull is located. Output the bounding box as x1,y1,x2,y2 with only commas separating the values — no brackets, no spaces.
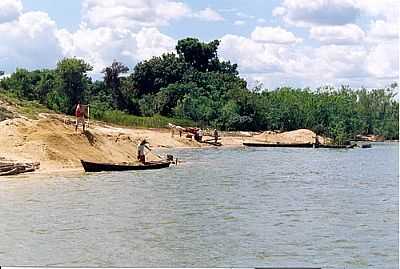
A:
243,142,313,148
243,142,356,149
80,160,171,172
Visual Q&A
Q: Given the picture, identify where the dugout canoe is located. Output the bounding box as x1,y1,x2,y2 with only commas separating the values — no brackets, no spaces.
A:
316,144,357,149
243,142,356,149
243,142,313,148
80,160,171,172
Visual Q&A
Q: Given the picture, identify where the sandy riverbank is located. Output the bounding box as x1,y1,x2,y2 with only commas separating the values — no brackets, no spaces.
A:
0,113,242,173
0,112,327,174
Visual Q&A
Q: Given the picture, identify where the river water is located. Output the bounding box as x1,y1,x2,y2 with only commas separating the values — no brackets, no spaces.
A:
0,142,398,268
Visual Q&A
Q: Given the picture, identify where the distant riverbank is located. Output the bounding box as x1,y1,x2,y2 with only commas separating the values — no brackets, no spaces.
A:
1,110,393,175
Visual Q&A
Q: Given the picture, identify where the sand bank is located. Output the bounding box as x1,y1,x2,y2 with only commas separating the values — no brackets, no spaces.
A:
0,112,327,174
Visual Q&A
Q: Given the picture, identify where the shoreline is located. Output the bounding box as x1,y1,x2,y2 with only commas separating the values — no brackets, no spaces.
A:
0,114,248,175
1,114,394,177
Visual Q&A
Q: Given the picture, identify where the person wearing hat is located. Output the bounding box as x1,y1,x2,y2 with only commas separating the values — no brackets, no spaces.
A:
137,139,150,164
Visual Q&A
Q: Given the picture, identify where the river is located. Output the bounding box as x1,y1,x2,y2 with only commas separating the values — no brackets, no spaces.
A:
0,142,398,268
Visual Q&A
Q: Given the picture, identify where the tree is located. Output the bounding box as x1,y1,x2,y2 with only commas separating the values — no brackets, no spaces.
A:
102,60,129,109
56,58,93,113
176,38,219,72
131,53,187,96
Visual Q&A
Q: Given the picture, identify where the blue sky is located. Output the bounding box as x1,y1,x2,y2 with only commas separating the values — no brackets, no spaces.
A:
1,0,398,89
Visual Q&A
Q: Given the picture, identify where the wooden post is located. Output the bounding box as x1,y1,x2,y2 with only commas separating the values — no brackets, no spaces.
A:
87,105,90,129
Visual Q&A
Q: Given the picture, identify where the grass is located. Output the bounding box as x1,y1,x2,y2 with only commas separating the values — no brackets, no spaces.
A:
0,91,196,128
98,110,196,128
0,92,50,119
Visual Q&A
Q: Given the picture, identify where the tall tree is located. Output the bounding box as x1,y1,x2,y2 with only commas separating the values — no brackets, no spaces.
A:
102,60,129,108
131,53,187,96
176,38,220,72
56,57,93,113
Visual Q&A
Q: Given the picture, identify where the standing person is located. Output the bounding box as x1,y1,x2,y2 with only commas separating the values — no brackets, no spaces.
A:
314,135,320,147
75,101,85,132
197,129,203,142
137,139,150,164
213,129,219,143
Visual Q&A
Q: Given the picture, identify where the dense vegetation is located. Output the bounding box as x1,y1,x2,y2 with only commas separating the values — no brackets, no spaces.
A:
0,38,398,142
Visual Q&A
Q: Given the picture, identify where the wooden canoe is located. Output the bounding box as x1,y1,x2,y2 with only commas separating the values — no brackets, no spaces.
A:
243,142,313,148
243,142,356,149
0,168,18,176
316,144,357,149
80,160,171,172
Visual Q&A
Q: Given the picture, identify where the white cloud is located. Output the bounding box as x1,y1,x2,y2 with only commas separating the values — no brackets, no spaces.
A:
82,0,224,30
274,0,399,28
368,20,398,41
219,34,283,73
310,24,365,45
234,20,246,26
257,18,267,24
272,7,286,17
313,45,368,78
251,26,302,44
0,0,397,90
0,0,22,23
57,26,176,73
355,0,399,21
367,41,399,78
82,0,191,30
135,27,176,60
192,7,224,21
219,26,397,88
56,27,139,73
0,11,62,71
274,0,361,26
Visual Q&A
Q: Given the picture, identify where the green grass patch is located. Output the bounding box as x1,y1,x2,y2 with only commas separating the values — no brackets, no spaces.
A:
0,92,50,119
0,92,195,127
97,110,196,128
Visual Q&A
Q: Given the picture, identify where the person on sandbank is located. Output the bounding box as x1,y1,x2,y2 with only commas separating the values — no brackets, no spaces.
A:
75,101,86,133
197,128,203,142
137,139,150,164
213,129,219,143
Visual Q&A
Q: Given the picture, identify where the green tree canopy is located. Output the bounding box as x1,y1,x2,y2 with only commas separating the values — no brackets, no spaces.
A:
56,57,93,113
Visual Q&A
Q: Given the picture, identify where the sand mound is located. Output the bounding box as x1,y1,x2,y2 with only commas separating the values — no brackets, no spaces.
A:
0,113,211,172
253,129,326,144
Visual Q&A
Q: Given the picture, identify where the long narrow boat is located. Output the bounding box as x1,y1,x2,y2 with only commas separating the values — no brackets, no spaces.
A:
316,144,357,149
243,142,356,149
80,160,171,172
243,142,313,148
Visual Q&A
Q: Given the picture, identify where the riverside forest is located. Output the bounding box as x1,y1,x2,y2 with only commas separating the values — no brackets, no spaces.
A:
0,38,398,143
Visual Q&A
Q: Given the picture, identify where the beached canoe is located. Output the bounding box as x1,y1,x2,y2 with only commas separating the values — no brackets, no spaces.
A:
316,144,357,149
243,142,313,148
243,142,356,149
80,160,171,172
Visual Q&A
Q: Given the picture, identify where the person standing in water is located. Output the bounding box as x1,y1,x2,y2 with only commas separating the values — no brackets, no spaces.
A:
137,139,150,164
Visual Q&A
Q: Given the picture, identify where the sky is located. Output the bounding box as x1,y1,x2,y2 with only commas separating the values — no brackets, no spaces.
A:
0,0,398,89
